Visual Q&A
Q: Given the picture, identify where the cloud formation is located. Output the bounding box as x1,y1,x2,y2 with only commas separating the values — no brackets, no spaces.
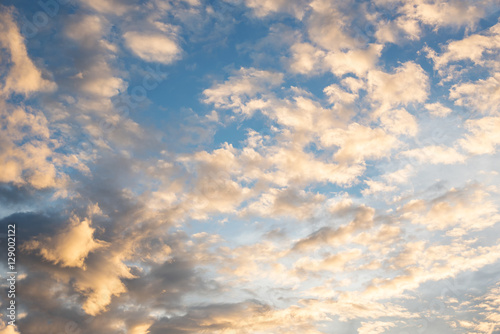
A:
1,1,499,333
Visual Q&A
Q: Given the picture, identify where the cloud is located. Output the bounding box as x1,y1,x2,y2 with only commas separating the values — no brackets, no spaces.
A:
401,145,466,164
425,102,453,117
320,123,400,163
454,282,500,333
363,241,500,300
324,44,384,77
202,67,283,114
294,249,363,273
307,1,360,52
237,0,309,18
289,42,326,75
377,108,418,136
459,116,500,155
323,84,357,105
399,0,491,28
124,31,182,64
358,321,397,334
0,321,20,334
400,184,500,233
148,300,324,334
449,73,500,114
0,105,69,189
243,187,326,220
3,1,500,333
72,253,135,315
0,8,56,96
362,179,397,196
374,16,421,44
367,61,429,106
79,59,126,98
23,212,107,268
292,205,375,251
65,15,108,48
428,21,500,69
80,0,133,15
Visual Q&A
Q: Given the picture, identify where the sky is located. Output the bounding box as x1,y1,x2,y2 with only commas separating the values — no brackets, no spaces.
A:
0,0,500,333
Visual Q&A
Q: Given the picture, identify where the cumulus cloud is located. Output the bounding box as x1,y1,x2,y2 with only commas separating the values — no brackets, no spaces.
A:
0,321,20,334
459,116,500,154
0,105,68,189
361,164,414,196
376,108,418,136
428,21,500,69
203,67,283,114
307,0,361,52
3,1,500,333
23,213,107,268
375,16,421,44
324,44,384,77
399,0,491,28
0,8,56,96
449,73,500,114
425,102,453,117
124,31,182,64
237,0,309,18
320,123,400,163
289,42,326,75
367,61,429,106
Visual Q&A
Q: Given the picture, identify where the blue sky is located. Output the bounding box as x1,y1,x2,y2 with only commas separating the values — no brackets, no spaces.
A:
1,0,500,333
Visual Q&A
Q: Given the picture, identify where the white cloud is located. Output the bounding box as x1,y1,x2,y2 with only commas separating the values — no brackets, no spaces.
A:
293,205,375,251
362,179,397,196
243,187,325,220
375,16,421,44
324,84,357,105
320,123,400,163
400,0,490,28
450,73,500,114
400,184,500,233
425,102,453,117
307,0,360,52
459,116,500,154
367,61,429,106
79,59,126,98
358,321,397,334
124,31,182,64
377,108,418,136
80,0,132,15
239,0,309,19
401,145,466,164
289,42,326,75
324,44,384,77
0,105,70,189
202,67,283,114
429,21,500,69
294,249,362,273
0,9,56,96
